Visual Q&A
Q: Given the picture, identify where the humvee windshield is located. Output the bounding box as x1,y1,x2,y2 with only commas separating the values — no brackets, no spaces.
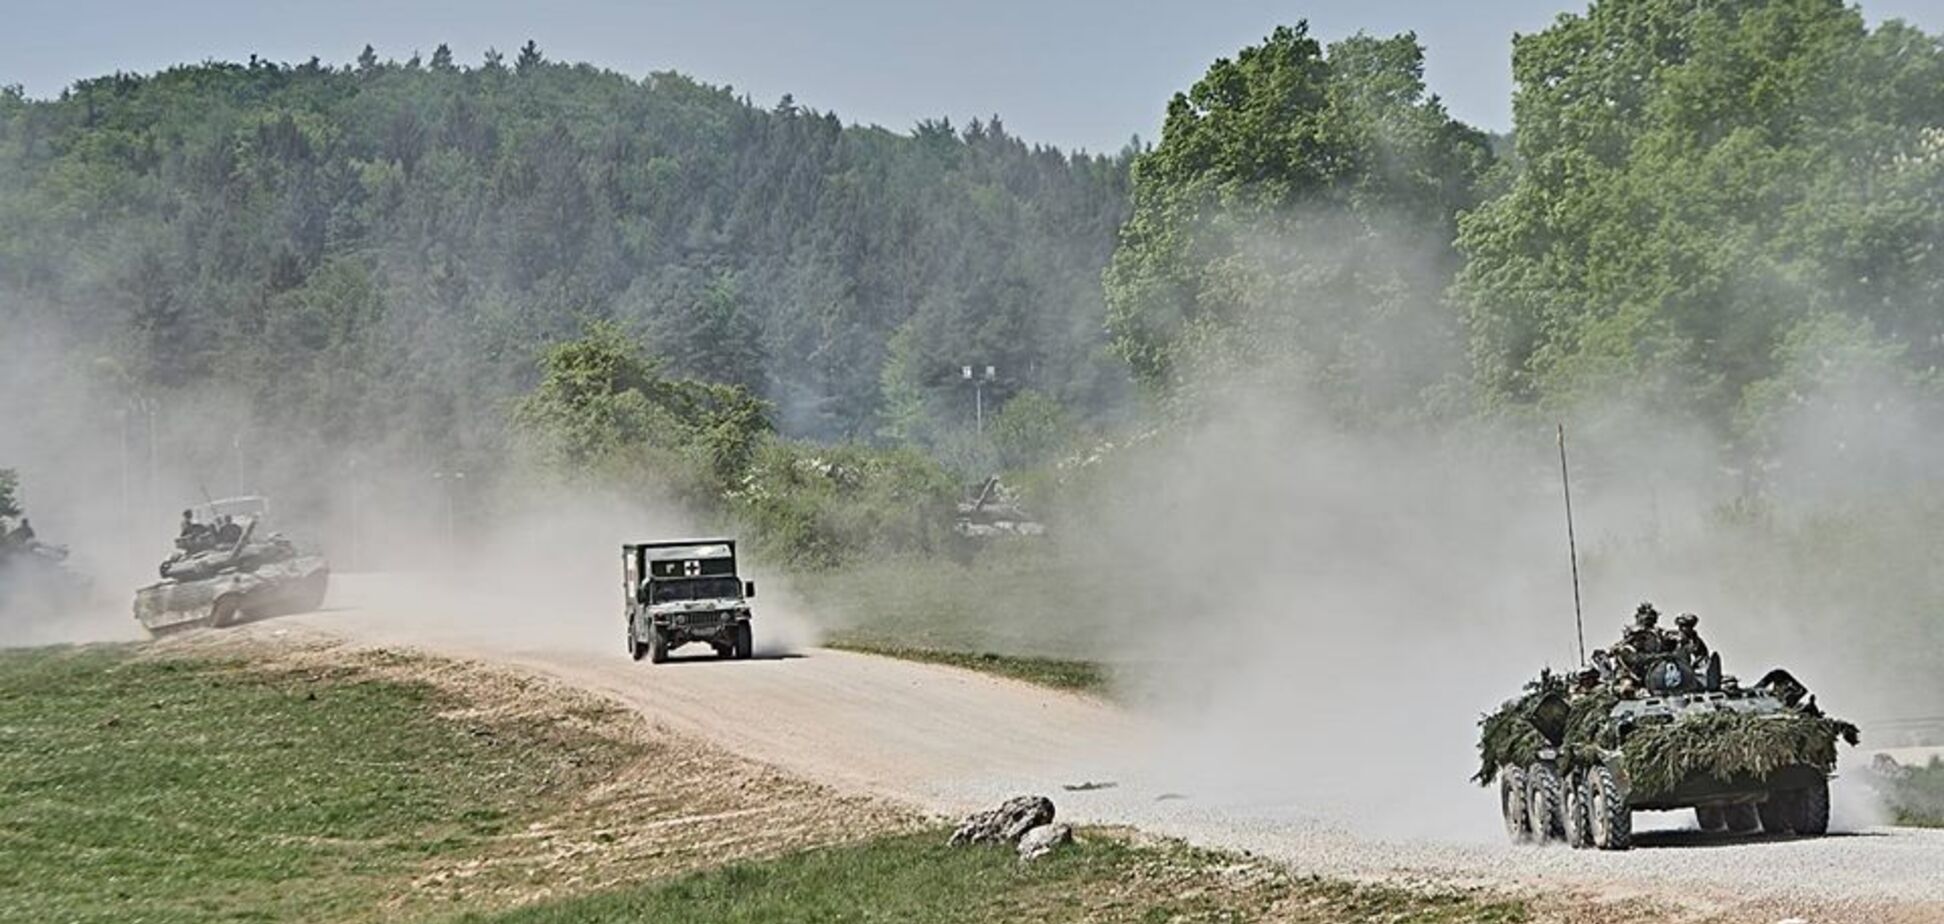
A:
649,576,742,604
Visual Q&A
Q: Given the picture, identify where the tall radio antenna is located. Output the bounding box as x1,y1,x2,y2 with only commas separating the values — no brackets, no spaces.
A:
1557,423,1586,665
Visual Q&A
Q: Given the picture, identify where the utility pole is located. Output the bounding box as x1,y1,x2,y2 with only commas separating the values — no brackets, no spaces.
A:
961,364,996,437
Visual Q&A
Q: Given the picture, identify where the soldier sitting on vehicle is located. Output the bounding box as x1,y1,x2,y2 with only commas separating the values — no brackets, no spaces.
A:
214,515,243,546
176,509,216,552
1672,612,1710,664
6,516,34,547
1609,603,1667,689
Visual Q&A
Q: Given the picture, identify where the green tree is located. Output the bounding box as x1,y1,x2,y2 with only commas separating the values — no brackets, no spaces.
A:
1455,0,1944,427
989,390,1073,470
0,468,19,521
1102,24,1492,413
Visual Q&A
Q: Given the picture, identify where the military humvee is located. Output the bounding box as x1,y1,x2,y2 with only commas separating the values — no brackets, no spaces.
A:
623,539,755,663
1479,652,1857,850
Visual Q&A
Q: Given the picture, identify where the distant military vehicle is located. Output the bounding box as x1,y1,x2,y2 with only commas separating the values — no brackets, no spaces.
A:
0,532,92,615
1477,644,1858,850
954,476,1045,539
133,496,329,634
623,539,755,663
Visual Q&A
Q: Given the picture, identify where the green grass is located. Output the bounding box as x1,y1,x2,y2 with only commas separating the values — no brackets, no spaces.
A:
827,641,1108,694
0,645,640,924
459,829,1529,924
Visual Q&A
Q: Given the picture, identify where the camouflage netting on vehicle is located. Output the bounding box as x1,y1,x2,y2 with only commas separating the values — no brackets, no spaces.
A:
1619,710,1859,798
1474,705,1549,784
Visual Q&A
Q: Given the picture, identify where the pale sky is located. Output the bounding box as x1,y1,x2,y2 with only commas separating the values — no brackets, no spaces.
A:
5,0,1940,153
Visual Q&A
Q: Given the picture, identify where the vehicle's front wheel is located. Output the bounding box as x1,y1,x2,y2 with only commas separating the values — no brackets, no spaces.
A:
628,624,648,662
1499,765,1530,843
1563,768,1593,849
1526,762,1565,843
1586,764,1631,851
648,628,668,664
733,622,753,660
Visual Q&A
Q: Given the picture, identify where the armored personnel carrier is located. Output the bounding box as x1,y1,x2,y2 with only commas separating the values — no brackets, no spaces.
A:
133,496,329,634
622,539,755,663
1477,641,1858,850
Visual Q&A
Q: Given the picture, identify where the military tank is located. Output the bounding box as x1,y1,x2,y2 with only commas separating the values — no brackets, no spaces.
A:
133,497,329,634
0,537,93,616
1477,648,1858,850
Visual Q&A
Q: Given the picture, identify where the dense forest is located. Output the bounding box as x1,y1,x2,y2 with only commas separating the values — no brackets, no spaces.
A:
2,0,1941,566
0,40,1132,468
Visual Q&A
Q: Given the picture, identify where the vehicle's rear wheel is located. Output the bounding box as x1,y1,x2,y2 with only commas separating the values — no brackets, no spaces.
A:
1725,803,1760,833
1563,768,1593,849
1526,762,1565,843
648,628,668,664
1695,805,1727,832
1499,765,1530,843
733,622,754,660
1793,779,1830,836
1586,764,1631,851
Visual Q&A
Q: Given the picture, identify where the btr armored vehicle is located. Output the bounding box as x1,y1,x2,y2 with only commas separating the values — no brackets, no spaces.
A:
623,539,756,663
133,496,330,634
1478,644,1857,850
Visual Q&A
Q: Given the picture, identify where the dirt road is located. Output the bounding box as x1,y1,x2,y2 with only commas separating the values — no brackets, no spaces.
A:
254,574,1943,922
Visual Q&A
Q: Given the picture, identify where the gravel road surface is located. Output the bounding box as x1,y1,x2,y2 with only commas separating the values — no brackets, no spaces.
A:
250,574,1944,923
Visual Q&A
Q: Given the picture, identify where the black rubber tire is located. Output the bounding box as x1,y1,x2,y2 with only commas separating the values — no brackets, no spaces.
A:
733,622,753,660
1586,764,1632,851
648,628,668,664
628,624,648,662
1725,803,1761,834
1499,765,1530,843
1695,806,1727,832
1563,768,1593,849
1794,779,1830,836
1526,762,1566,843
1759,793,1797,834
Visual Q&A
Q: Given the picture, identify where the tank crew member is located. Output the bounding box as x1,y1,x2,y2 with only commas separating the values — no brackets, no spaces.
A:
215,515,243,546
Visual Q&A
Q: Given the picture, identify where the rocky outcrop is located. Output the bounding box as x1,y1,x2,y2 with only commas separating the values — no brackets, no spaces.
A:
948,795,1055,847
1015,822,1072,860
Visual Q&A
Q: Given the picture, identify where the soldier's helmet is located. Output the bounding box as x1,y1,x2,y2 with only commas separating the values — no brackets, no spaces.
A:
1575,665,1601,686
1675,612,1698,629
1632,602,1660,626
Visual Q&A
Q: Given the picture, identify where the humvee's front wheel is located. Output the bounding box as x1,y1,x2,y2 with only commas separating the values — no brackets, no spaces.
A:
628,624,648,662
733,623,753,660
648,628,668,664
